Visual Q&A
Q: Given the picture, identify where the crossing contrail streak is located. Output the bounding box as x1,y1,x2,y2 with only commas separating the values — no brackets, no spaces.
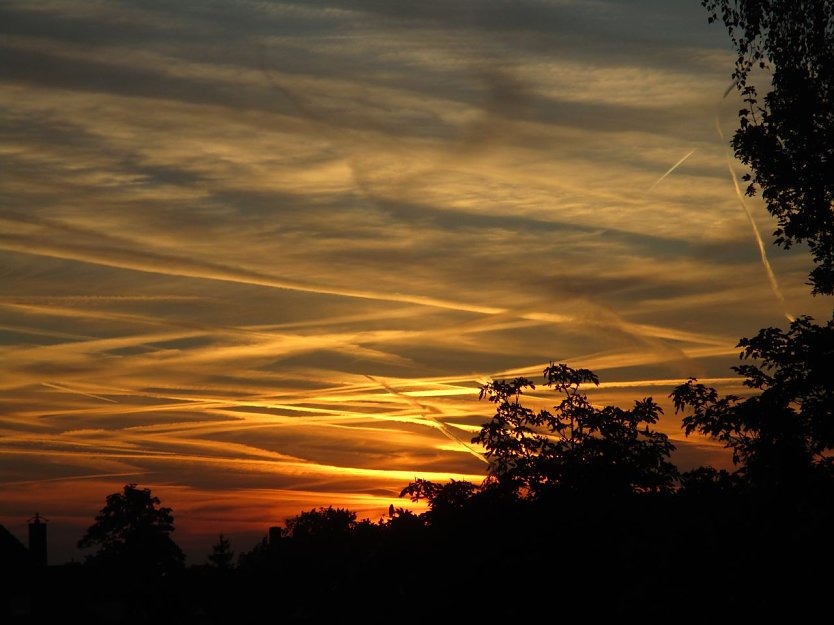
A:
648,148,697,192
715,117,794,322
41,382,119,403
366,375,487,464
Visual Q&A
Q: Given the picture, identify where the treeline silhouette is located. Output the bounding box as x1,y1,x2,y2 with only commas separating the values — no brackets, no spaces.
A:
3,349,833,623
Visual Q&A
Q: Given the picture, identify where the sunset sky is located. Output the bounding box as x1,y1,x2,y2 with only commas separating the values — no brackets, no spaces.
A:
1,0,830,564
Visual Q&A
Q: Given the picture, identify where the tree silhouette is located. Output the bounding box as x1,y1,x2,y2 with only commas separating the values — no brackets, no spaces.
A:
399,478,481,525
399,478,479,510
282,506,357,542
78,483,185,575
473,363,678,497
704,0,834,294
207,533,235,571
672,316,834,491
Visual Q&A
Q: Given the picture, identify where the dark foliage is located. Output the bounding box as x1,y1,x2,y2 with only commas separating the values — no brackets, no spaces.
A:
703,0,834,294
399,478,480,516
672,315,834,492
473,363,678,497
77,483,185,576
207,533,235,571
281,506,356,542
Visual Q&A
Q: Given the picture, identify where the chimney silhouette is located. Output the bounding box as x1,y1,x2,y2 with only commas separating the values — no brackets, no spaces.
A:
268,526,282,546
28,513,47,567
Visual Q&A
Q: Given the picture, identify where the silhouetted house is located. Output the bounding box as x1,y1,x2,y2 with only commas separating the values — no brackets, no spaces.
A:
0,524,34,619
0,524,32,570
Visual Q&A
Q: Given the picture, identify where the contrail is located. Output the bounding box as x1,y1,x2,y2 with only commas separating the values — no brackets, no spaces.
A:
0,471,149,487
41,382,119,403
648,148,697,192
0,231,505,316
366,375,487,464
715,116,794,322
647,78,792,321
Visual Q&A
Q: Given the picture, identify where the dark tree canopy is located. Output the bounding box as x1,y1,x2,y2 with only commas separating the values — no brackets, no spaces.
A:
207,533,235,571
473,363,678,497
399,478,480,520
78,483,185,575
672,315,834,491
704,0,834,294
281,506,357,542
